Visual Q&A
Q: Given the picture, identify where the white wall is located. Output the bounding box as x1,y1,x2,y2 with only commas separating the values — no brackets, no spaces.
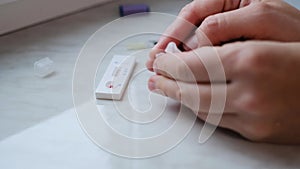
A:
0,0,113,35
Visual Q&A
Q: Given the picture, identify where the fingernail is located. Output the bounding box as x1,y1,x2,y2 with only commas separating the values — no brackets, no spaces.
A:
148,81,156,91
155,52,165,58
205,17,217,26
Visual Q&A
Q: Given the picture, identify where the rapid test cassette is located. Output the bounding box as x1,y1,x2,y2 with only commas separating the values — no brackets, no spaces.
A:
95,55,136,100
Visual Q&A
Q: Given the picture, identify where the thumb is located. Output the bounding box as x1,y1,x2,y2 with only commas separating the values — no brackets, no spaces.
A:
195,5,259,46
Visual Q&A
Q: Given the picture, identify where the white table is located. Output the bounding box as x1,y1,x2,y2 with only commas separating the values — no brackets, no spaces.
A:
0,107,299,169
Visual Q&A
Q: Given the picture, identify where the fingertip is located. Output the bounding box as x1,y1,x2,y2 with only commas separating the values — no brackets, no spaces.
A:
152,37,167,50
150,48,164,58
148,75,156,91
145,60,154,72
147,48,164,71
148,75,162,91
148,81,155,91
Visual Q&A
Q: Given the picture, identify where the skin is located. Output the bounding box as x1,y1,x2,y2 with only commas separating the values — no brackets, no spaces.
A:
146,0,300,144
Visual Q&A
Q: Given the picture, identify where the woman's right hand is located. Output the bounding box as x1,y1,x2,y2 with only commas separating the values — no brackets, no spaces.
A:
147,0,300,71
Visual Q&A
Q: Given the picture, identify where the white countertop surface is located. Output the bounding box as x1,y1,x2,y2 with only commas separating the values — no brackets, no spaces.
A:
0,107,299,169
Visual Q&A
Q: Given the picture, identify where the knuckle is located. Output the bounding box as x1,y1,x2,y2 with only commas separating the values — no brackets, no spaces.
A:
234,91,260,113
235,43,266,75
238,43,278,81
254,1,276,18
200,15,219,34
197,15,222,45
257,0,274,11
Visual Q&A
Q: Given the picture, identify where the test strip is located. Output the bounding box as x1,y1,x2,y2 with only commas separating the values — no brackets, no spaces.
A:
95,55,136,100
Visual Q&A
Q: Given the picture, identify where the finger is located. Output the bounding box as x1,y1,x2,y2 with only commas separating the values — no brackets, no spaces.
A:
154,0,242,50
197,112,240,131
146,48,164,71
148,75,236,113
153,46,238,83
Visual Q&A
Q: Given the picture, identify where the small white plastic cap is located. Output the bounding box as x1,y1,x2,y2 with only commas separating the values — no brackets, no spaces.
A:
34,57,55,78
165,42,181,53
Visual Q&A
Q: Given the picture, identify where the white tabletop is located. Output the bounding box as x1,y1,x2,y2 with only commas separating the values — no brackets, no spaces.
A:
0,107,299,169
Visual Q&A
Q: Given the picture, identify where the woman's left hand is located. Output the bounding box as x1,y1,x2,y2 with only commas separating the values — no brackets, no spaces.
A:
148,41,300,144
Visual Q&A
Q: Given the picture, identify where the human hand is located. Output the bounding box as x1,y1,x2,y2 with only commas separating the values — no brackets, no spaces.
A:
148,41,300,144
146,0,300,71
